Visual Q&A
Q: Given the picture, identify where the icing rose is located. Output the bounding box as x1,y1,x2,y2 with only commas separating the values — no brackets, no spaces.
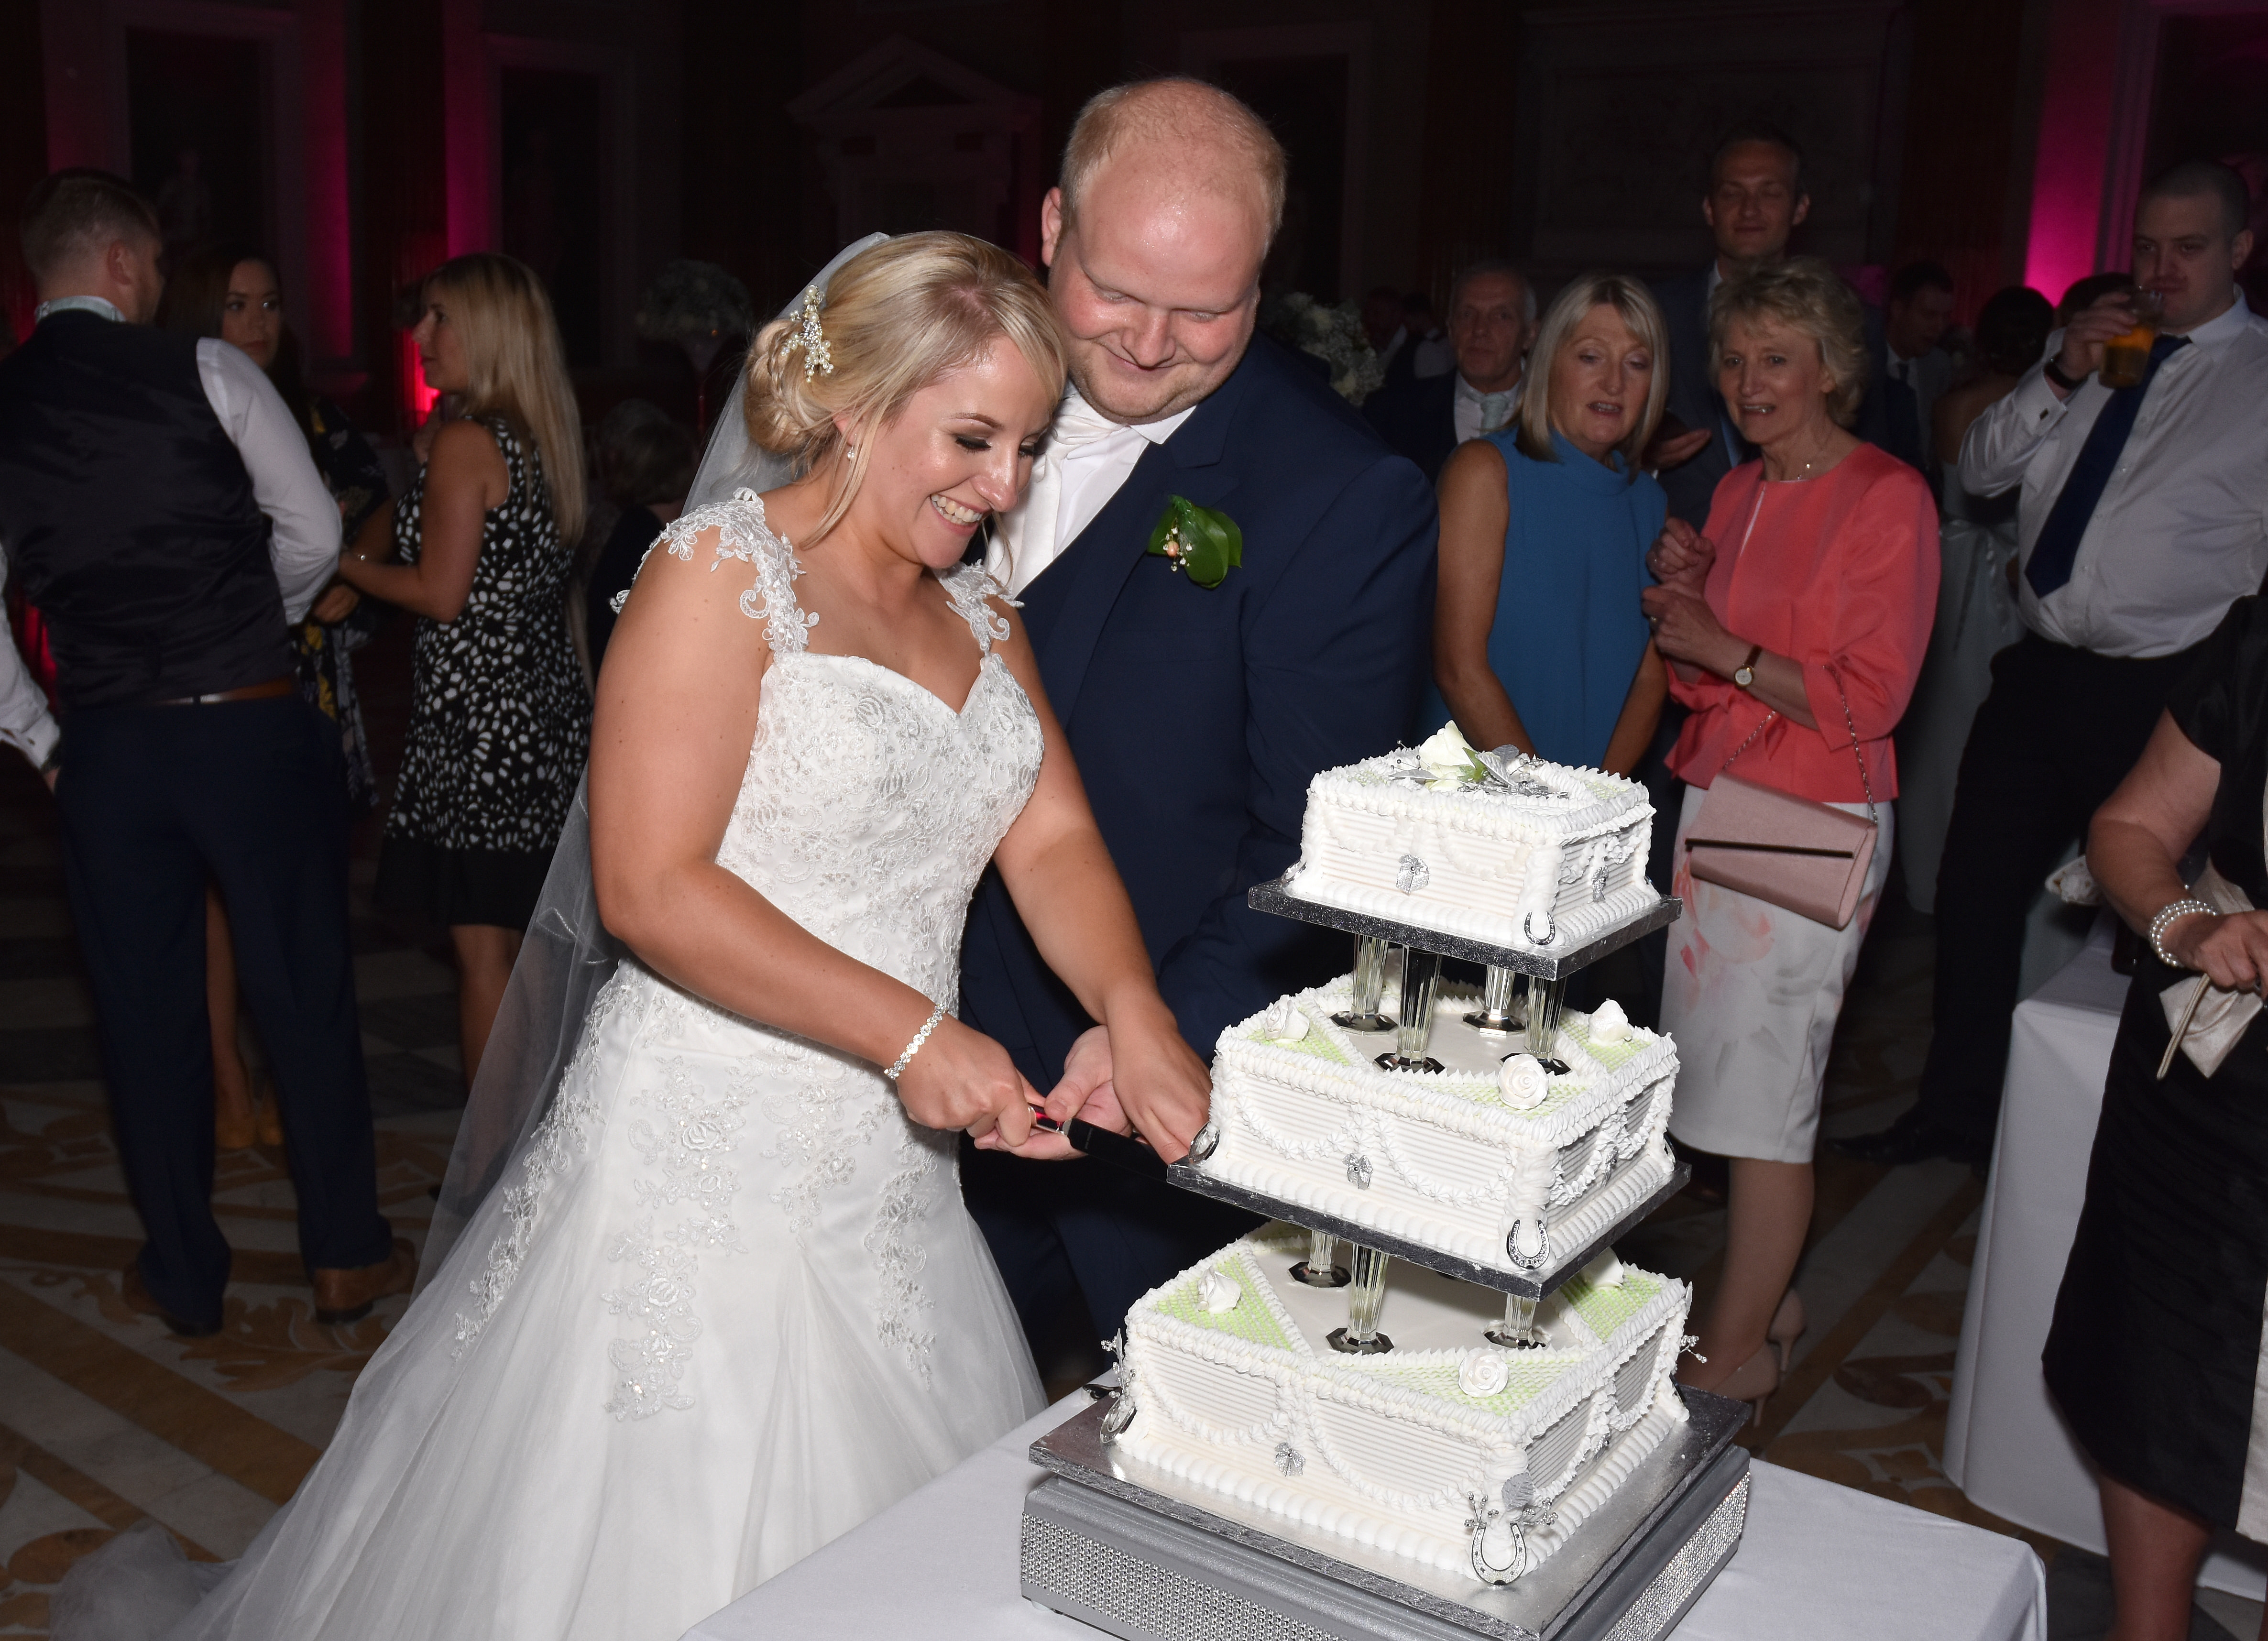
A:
1581,1249,1626,1289
1416,722,1482,790
1198,1269,1243,1313
1589,998,1633,1044
1498,1052,1550,1110
1459,1349,1510,1398
1263,998,1309,1044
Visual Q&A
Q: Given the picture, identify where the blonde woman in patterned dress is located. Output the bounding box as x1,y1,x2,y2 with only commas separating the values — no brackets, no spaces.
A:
336,253,592,1092
115,233,1212,1641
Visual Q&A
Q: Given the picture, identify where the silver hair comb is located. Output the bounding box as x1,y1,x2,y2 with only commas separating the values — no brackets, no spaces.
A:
778,285,834,382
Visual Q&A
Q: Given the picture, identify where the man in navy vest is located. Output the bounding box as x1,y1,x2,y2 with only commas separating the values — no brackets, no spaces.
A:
960,80,1436,1349
0,171,409,1336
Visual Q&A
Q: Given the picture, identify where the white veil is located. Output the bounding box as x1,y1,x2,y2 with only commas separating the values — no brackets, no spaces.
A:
416,234,890,1287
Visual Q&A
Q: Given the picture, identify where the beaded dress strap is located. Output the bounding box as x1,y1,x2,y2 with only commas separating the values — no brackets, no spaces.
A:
645,488,817,656
938,562,1016,657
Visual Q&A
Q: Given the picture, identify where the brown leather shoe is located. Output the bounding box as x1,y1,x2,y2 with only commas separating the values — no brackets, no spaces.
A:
312,1237,418,1325
120,1262,222,1338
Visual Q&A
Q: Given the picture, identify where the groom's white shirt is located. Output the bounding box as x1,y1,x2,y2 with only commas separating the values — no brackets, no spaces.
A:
986,383,1194,597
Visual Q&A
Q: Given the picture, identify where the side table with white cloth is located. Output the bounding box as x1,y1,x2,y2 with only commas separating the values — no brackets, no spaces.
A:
688,1391,2046,1641
1946,922,2268,1597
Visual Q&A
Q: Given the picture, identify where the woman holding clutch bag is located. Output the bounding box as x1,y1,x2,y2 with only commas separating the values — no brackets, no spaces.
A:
2044,595,2268,1641
1639,257,1937,1411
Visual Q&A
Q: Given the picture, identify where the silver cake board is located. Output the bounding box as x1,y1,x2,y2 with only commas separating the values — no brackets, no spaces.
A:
1020,1389,1750,1641
1246,878,1683,981
1163,1162,1692,1302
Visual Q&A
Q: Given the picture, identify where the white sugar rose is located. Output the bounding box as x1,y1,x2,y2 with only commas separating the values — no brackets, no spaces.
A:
1416,722,1480,789
1198,1269,1243,1314
1263,998,1310,1044
1580,1249,1626,1289
1589,998,1633,1044
1498,1052,1550,1111
1459,1349,1510,1398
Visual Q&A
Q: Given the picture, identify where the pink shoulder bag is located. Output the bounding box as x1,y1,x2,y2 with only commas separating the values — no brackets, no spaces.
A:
1683,683,1879,930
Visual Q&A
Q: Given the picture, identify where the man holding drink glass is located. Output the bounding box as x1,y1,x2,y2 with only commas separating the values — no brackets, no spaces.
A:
1842,159,2268,1172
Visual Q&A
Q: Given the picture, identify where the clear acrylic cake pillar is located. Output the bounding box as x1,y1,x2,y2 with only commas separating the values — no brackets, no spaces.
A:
1291,1227,1350,1288
1333,935,1396,1033
1328,1244,1393,1354
1487,1291,1545,1349
1464,963,1521,1034
1377,948,1444,1072
1524,975,1566,1059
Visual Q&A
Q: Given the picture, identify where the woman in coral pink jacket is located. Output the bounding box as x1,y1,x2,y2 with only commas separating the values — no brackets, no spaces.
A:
1640,258,1939,1417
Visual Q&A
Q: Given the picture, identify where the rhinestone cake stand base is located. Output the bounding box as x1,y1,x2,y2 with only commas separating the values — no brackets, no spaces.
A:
1020,1389,1750,1641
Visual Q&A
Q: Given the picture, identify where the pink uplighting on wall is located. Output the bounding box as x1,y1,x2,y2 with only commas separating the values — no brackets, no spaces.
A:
2024,0,2126,306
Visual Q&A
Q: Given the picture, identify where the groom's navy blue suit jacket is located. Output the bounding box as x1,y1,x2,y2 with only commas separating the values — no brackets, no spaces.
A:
960,334,1437,1100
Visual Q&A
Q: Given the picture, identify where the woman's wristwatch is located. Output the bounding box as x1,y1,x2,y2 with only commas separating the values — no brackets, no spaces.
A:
2148,896,2216,967
1732,644,1763,690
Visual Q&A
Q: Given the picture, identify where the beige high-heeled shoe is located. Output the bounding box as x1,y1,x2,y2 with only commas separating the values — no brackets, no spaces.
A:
1714,1342,1781,1424
1768,1289,1807,1375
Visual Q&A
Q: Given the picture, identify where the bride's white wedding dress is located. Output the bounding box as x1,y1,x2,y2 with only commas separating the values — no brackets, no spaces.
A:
152,493,1046,1640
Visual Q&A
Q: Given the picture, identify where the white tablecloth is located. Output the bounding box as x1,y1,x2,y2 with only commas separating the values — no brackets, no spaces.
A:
689,1394,2044,1641
1946,928,2268,1597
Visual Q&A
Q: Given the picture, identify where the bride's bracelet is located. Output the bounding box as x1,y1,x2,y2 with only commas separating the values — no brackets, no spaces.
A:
884,1002,947,1083
2148,897,2216,968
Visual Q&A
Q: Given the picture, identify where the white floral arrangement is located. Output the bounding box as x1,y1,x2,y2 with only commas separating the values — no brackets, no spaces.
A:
1262,292,1387,405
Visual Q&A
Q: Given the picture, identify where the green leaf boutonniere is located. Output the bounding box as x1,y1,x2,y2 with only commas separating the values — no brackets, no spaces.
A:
1147,496,1243,590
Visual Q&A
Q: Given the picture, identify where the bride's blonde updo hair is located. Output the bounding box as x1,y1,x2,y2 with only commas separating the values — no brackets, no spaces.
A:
743,231,1067,541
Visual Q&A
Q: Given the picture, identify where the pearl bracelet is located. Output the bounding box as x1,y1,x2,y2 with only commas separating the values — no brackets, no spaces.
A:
884,1001,947,1083
2148,897,2216,968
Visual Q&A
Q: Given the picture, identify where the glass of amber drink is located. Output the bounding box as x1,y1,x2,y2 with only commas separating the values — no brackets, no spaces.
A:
2101,289,2165,389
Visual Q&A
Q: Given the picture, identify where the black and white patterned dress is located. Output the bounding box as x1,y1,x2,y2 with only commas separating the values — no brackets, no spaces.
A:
374,418,591,930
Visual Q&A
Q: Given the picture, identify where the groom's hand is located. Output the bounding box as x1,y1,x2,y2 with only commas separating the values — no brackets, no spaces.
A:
984,1025,1126,1160
1075,1007,1211,1164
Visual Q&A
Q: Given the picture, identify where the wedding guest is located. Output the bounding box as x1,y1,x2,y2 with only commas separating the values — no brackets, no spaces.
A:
1361,284,1418,393
0,170,407,1335
333,252,591,1090
1641,256,1937,1410
1648,125,1809,526
962,77,1435,1349
2047,594,2268,1641
160,243,394,1150
1361,260,1534,482
1898,285,2053,916
582,399,694,672
1430,272,1669,773
1843,160,2268,1171
1864,259,1956,481
1406,291,1454,378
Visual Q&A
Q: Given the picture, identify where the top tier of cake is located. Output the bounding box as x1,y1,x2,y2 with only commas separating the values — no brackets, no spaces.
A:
1282,739,1657,952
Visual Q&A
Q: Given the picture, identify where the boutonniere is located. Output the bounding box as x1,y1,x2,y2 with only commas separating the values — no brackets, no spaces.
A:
1147,496,1243,589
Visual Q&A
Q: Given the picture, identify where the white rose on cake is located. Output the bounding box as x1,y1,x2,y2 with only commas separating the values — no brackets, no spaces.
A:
1197,1269,1243,1313
1416,722,1484,790
1459,1349,1511,1398
1589,998,1633,1044
1498,1052,1550,1110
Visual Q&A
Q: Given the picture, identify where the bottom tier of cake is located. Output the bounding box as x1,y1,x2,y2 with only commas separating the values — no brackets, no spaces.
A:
1117,1227,1692,1585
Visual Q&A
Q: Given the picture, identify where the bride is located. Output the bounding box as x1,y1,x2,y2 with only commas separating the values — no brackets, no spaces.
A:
81,232,1212,1640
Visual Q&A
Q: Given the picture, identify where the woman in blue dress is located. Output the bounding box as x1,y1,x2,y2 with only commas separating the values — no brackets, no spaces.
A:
1429,272,1671,775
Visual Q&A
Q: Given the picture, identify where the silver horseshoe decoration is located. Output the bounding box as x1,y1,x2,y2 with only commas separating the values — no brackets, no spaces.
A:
1185,1119,1221,1164
1505,1217,1551,1273
1468,1511,1528,1586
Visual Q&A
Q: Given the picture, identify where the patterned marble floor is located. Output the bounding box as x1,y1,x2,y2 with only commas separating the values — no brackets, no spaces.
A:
0,649,2247,1633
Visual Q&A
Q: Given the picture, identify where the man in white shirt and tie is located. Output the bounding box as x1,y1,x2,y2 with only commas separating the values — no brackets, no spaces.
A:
1843,160,2268,1171
1360,261,1534,483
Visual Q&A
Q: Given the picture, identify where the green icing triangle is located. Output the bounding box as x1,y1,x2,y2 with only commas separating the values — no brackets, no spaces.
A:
1355,1353,1572,1416
1558,1271,1662,1342
1156,1266,1298,1353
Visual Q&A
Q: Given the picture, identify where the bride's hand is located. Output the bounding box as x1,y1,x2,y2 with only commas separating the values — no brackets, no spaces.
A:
1060,1007,1211,1163
891,1017,1039,1147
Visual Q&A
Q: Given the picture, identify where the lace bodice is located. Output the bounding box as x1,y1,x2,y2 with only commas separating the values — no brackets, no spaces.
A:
655,490,1043,1011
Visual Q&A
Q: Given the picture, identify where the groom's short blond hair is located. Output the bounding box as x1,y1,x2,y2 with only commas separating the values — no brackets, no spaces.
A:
1058,78,1286,246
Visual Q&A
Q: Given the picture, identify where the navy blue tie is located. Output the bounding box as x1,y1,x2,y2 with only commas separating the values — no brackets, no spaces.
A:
2026,333,2189,599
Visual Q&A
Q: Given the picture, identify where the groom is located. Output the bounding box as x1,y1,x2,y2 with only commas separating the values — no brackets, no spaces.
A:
960,78,1437,1347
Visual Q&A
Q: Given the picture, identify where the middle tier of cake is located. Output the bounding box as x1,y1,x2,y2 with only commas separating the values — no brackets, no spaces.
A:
1194,976,1678,1280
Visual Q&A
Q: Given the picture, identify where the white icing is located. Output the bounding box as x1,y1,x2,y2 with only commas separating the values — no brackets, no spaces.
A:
1498,1053,1549,1110
1459,1349,1510,1397
1581,1249,1626,1289
1200,977,1679,1279
1285,747,1656,952
1198,1269,1243,1313
1122,1232,1693,1582
1589,998,1633,1044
